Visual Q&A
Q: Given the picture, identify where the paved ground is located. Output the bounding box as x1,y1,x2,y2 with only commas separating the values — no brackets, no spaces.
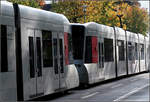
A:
37,72,149,102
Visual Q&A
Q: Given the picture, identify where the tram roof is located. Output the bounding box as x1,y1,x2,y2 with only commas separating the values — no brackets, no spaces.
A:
1,1,69,25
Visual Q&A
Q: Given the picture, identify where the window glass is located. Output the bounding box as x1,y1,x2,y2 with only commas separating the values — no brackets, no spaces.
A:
104,38,114,62
59,39,64,73
99,42,104,68
53,39,58,74
118,40,125,61
36,37,42,77
128,42,135,60
85,36,92,63
29,37,35,78
68,34,74,64
72,25,85,59
1,25,8,72
42,31,53,67
140,44,144,60
135,43,138,60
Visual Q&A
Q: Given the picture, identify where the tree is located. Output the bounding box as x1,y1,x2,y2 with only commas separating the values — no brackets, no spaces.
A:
8,0,44,8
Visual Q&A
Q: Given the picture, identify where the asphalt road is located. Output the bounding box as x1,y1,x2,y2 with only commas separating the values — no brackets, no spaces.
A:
38,72,149,102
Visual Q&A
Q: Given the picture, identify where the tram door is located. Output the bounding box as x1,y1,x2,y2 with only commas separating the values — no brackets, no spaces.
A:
28,30,44,97
53,32,65,90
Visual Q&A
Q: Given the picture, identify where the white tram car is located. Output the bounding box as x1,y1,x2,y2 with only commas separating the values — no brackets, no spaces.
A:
70,22,149,86
0,1,79,101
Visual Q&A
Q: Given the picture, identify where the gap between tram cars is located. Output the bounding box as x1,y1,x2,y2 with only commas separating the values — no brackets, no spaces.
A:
0,1,149,101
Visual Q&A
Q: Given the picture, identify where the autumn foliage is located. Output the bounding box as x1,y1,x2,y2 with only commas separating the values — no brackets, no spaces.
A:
8,0,149,35
52,0,149,35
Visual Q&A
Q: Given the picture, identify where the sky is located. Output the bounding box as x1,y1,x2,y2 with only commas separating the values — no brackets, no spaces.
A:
139,1,150,12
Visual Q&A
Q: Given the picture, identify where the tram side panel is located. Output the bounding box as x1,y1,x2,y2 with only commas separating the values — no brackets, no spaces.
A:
0,2,17,101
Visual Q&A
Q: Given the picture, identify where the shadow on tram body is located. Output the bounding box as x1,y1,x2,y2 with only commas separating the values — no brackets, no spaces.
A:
31,71,148,101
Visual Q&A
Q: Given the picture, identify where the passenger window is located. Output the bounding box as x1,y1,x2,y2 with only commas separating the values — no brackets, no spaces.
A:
1,25,8,72
104,38,114,62
118,40,125,61
29,37,35,78
42,31,53,67
85,36,92,63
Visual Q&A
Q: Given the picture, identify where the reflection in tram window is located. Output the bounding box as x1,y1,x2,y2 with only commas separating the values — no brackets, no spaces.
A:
104,38,114,62
85,36,92,63
1,25,8,72
42,31,53,67
117,40,125,61
140,44,144,60
72,25,85,59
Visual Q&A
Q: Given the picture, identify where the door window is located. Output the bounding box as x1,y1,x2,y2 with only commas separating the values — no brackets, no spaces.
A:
117,40,125,61
36,37,42,77
99,42,104,68
29,37,35,78
59,39,64,73
53,39,58,74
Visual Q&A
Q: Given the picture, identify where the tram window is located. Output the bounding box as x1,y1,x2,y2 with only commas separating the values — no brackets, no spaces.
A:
118,40,125,61
36,37,42,77
85,36,92,63
1,25,8,72
104,38,114,62
42,31,53,67
71,25,84,59
140,44,144,60
29,37,35,78
68,34,74,64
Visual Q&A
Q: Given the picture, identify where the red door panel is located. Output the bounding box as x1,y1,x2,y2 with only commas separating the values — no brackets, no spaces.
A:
92,36,98,63
64,32,69,65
